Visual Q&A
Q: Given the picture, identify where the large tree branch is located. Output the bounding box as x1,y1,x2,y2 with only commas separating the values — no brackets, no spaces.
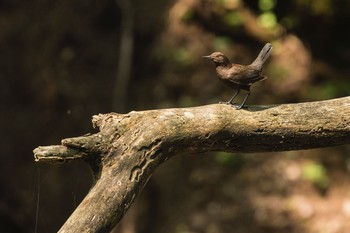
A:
33,97,350,233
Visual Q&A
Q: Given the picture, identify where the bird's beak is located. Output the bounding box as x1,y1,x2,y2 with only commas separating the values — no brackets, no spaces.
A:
202,55,211,59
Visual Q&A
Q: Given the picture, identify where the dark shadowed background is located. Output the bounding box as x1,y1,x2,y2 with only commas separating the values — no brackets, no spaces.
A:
1,0,350,232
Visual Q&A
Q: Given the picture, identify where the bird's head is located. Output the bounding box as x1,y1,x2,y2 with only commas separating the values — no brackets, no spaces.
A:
203,52,230,66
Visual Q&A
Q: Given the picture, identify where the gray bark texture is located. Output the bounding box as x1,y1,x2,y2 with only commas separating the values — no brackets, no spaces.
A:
33,97,350,233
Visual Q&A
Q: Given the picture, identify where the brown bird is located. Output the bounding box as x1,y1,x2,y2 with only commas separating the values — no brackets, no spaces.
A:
203,43,272,109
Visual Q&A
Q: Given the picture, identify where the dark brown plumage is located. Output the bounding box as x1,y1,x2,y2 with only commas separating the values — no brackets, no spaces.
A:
203,43,272,109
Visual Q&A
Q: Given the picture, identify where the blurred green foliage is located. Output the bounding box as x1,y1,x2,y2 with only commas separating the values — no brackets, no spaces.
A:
280,15,299,30
258,0,276,11
174,48,192,65
214,152,245,169
302,161,329,189
304,81,350,100
296,0,333,16
258,0,277,29
178,95,199,107
223,11,242,26
268,64,289,81
212,36,233,51
181,8,194,22
258,12,277,29
176,223,190,233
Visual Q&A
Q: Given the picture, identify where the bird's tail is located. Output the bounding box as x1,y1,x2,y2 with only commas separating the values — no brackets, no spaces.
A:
250,43,273,69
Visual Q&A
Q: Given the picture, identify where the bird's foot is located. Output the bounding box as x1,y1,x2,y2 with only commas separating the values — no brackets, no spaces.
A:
219,101,243,109
219,101,235,105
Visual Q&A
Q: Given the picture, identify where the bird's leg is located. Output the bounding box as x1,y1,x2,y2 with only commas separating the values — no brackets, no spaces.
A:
236,91,250,109
220,89,240,105
228,89,240,104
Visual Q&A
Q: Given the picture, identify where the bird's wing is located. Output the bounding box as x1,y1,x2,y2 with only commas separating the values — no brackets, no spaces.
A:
226,65,264,85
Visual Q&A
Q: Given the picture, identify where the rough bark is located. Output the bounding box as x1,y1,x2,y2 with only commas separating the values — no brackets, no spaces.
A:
33,97,350,233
